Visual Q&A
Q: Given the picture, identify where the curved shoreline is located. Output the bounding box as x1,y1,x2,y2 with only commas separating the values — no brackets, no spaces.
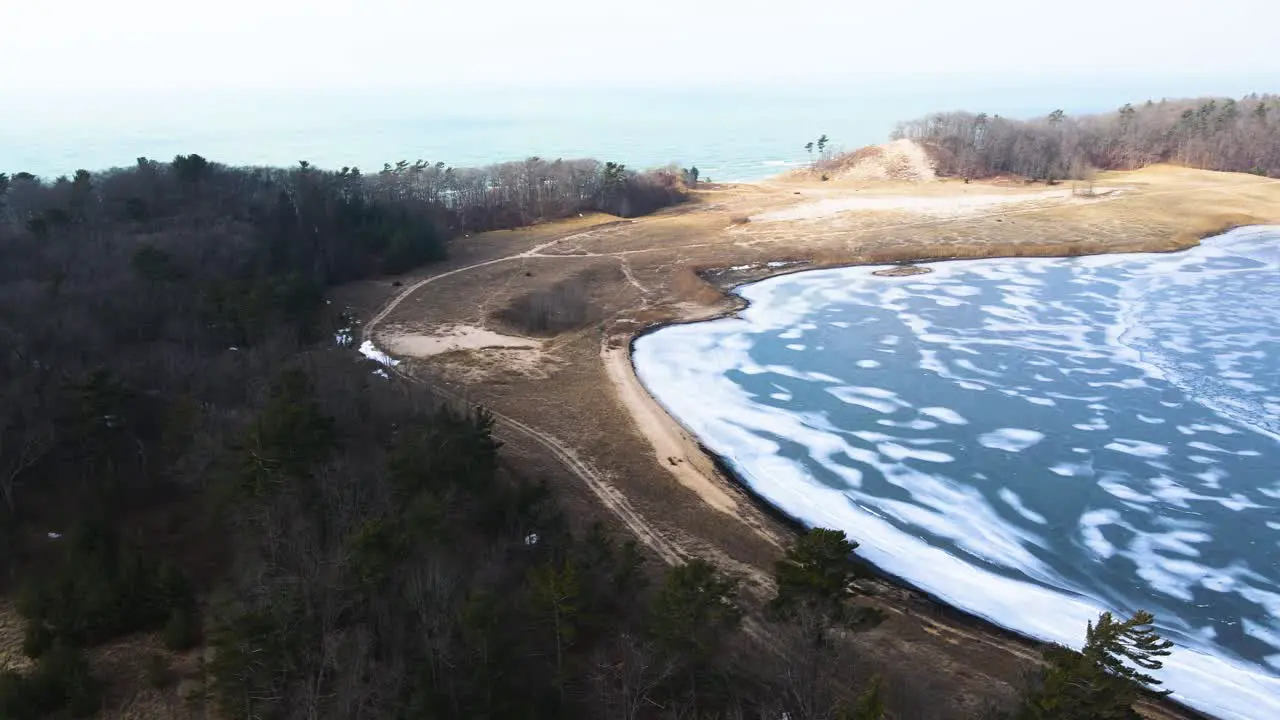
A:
618,229,1280,720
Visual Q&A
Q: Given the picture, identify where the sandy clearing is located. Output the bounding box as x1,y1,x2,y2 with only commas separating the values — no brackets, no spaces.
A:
602,346,741,516
386,325,540,357
787,139,939,182
750,188,1073,222
430,347,564,383
836,138,939,181
889,138,939,180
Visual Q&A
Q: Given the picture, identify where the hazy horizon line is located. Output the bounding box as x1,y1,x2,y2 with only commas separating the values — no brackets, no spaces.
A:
4,71,1276,95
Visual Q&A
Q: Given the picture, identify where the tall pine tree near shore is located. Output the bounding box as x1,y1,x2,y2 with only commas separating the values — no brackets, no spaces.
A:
1016,610,1174,720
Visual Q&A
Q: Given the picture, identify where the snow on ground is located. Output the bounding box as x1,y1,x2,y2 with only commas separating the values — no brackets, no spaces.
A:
359,340,399,366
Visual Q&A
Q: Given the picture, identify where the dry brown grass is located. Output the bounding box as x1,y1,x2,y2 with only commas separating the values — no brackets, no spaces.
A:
0,601,33,674
1171,211,1267,246
0,598,207,720
91,636,205,719
670,265,740,307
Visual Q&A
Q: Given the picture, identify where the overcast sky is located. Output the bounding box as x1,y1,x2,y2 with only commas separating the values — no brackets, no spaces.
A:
3,0,1278,91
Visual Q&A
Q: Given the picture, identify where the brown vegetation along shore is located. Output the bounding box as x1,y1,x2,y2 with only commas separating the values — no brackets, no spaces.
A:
351,160,1280,720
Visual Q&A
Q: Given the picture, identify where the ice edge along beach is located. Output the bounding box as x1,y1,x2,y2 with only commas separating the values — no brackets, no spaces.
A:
633,227,1280,720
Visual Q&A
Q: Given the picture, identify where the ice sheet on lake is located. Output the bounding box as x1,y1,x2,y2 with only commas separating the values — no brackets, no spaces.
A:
634,226,1280,720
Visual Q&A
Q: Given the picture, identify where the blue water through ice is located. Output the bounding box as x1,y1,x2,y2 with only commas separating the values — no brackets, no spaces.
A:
634,227,1280,720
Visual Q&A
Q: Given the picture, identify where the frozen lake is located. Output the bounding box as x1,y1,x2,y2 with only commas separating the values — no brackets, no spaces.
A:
634,227,1280,720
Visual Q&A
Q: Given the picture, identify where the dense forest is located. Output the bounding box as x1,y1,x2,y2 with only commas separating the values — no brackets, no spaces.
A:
891,93,1280,181
0,154,684,563
1,149,1179,719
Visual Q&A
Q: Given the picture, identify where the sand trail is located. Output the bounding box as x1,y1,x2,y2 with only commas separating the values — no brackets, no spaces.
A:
602,346,741,516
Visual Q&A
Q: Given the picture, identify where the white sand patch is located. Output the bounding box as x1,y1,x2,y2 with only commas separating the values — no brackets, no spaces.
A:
837,138,936,181
386,325,540,358
751,188,1069,223
798,139,938,182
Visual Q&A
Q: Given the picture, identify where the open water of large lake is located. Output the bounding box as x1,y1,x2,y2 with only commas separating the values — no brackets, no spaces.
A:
634,227,1280,720
3,79,1269,181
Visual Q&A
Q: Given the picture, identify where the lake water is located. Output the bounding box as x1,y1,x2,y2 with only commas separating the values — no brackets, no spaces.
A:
2,79,1265,181
634,227,1280,720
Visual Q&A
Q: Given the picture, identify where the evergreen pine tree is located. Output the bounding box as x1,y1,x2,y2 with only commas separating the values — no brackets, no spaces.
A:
1083,610,1174,693
649,558,741,666
1017,610,1174,719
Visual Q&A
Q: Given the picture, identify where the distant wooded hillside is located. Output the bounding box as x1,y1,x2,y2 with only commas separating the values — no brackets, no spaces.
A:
893,94,1280,181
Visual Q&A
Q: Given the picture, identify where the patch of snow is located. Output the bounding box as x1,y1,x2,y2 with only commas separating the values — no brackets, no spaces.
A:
1105,438,1169,458
978,428,1045,452
359,340,400,366
920,407,967,425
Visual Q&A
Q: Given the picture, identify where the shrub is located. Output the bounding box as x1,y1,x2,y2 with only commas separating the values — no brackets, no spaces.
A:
13,582,44,622
17,523,196,652
145,653,174,688
207,606,295,720
164,607,200,651
21,620,53,659
37,645,101,718
0,671,36,719
493,278,593,336
123,196,150,221
0,645,101,719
